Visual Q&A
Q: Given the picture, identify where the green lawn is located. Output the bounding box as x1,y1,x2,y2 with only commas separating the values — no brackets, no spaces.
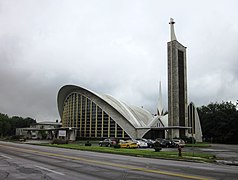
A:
41,143,216,163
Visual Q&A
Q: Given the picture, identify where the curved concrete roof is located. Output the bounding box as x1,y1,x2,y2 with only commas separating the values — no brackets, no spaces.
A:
101,94,154,127
57,85,171,139
57,85,154,129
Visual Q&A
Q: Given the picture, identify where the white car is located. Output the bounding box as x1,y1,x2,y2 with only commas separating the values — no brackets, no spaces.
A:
136,138,155,148
134,140,148,148
172,139,185,148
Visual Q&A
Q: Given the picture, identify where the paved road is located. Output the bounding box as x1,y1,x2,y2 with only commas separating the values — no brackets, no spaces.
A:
162,143,238,165
202,144,238,162
0,141,238,180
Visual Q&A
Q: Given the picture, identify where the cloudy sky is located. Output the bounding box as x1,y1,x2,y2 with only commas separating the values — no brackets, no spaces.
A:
0,0,238,122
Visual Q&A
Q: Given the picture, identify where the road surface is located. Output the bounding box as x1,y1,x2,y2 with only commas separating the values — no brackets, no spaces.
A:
0,141,237,180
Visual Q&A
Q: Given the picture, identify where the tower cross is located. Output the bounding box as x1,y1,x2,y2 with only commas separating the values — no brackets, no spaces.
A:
169,18,177,41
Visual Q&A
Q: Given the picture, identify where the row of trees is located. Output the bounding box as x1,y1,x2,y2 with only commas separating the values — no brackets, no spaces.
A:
0,113,36,138
197,101,238,144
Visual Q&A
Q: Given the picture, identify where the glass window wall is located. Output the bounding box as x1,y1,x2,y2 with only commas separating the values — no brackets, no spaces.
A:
62,92,129,138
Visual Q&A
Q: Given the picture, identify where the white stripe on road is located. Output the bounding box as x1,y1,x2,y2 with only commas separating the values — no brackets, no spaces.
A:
35,165,65,176
1,155,13,159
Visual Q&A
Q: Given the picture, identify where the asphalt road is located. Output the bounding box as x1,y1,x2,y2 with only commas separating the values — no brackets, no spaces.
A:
0,141,238,180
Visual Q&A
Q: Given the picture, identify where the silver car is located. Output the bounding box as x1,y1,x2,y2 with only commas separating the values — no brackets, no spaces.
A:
172,139,185,148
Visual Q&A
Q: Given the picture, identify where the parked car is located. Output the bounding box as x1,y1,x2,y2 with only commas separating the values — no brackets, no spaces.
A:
155,138,163,143
160,139,176,148
31,133,38,140
172,139,185,148
134,139,148,148
154,138,176,148
136,138,155,148
145,139,155,148
99,138,116,147
119,140,138,148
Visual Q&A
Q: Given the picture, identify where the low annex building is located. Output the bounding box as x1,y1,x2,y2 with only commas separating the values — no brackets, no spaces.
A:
16,121,62,140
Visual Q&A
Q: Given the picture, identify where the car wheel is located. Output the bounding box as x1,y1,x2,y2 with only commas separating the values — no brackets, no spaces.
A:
99,144,102,146
127,145,130,148
108,144,111,147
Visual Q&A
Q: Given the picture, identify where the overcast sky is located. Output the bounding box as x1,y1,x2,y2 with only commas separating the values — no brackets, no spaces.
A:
0,0,238,122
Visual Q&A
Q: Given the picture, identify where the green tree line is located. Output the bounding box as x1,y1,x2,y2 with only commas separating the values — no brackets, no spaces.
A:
0,113,36,138
198,101,238,144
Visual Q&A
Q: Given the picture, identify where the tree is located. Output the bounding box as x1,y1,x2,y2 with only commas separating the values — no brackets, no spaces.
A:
0,113,9,137
198,101,238,144
0,113,36,137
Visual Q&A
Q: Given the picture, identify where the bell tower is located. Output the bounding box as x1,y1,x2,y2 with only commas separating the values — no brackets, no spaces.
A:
167,18,188,139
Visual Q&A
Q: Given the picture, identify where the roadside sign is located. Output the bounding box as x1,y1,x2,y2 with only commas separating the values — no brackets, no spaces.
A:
58,130,66,137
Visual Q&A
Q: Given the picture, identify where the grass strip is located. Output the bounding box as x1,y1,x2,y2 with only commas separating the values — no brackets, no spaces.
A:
40,143,216,163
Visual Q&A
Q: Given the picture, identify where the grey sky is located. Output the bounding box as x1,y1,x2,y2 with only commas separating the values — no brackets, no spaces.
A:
0,0,238,122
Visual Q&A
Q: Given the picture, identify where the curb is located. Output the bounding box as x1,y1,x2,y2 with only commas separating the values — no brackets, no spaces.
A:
216,160,238,166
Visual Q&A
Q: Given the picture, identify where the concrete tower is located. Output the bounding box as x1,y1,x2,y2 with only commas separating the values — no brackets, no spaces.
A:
167,18,188,139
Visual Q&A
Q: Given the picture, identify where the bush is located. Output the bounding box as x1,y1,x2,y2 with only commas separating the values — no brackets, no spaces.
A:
154,147,162,152
113,144,121,148
154,141,162,152
85,141,91,146
10,135,25,140
181,136,196,144
51,138,68,144
188,137,196,144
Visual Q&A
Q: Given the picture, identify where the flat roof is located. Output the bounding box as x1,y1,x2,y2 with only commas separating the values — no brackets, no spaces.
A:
19,127,78,131
151,126,192,130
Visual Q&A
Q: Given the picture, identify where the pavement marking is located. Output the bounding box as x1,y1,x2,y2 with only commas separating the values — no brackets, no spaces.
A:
34,165,65,176
0,144,213,180
0,154,13,159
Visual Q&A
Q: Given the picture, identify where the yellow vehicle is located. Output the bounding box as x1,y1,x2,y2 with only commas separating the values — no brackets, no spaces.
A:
119,140,138,148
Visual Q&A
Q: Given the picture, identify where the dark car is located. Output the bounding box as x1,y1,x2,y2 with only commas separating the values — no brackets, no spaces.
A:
99,138,116,147
156,139,176,148
146,139,156,148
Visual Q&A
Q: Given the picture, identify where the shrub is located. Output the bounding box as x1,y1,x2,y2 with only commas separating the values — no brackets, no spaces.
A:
85,141,91,146
181,136,196,144
113,144,121,148
154,141,162,152
10,135,25,140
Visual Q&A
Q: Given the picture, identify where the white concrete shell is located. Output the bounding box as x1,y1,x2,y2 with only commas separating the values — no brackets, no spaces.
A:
188,102,203,142
57,85,160,139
